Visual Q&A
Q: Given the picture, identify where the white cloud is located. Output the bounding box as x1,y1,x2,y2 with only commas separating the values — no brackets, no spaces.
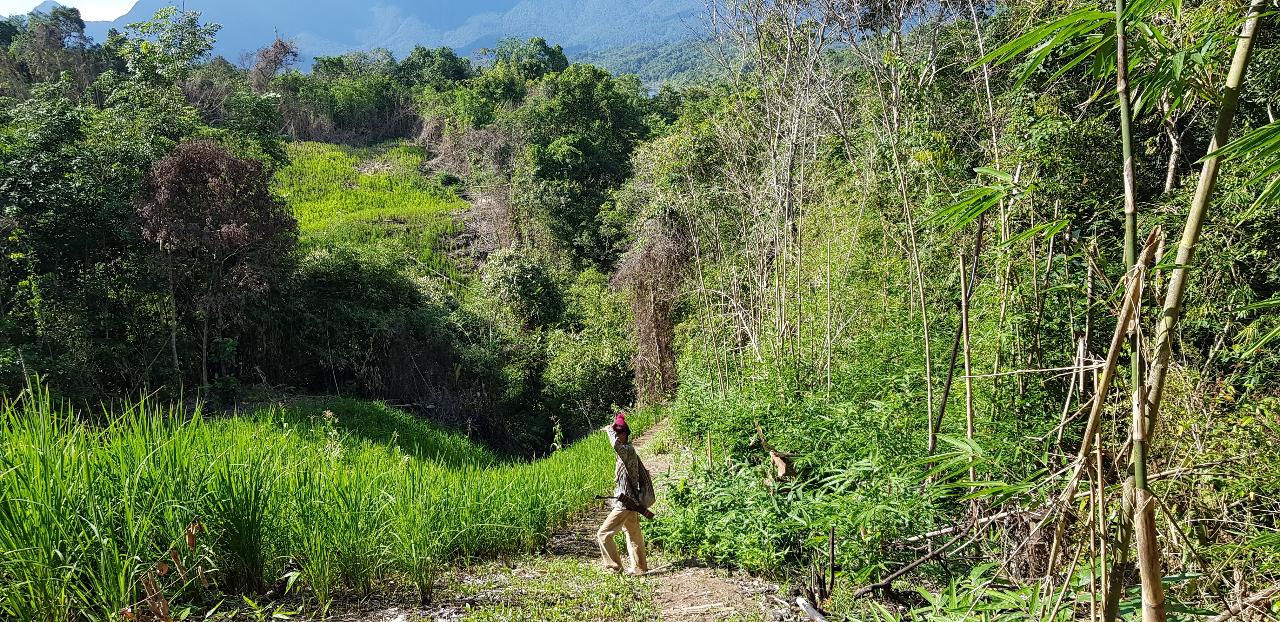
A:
2,0,135,21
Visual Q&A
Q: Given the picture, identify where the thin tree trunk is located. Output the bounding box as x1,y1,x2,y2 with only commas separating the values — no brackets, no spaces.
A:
968,0,1000,165
1096,427,1111,619
169,264,180,386
891,143,935,439
826,216,833,394
201,314,209,388
929,218,985,454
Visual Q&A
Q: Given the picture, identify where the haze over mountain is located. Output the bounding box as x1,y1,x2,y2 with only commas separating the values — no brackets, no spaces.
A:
79,0,705,62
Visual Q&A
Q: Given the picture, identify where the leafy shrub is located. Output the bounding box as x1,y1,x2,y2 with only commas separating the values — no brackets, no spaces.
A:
542,270,635,435
481,247,564,327
279,246,451,396
652,384,955,577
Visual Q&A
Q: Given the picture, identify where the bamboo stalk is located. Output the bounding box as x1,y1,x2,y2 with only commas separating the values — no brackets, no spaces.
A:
959,253,977,488
1116,0,1138,274
1059,231,1160,503
1106,476,1137,622
1045,231,1158,580
1114,3,1153,616
1130,278,1166,622
1135,5,1267,620
1142,0,1267,439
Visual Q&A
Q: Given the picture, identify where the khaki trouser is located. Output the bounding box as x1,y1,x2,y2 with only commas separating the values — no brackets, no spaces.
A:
597,508,647,573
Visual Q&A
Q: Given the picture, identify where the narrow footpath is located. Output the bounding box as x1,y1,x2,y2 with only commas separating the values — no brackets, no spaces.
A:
328,420,799,621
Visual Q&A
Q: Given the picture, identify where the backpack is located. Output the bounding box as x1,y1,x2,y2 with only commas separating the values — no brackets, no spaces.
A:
636,462,656,508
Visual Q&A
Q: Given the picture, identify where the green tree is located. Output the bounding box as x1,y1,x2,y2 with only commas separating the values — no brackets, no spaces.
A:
514,63,648,266
117,7,220,83
399,45,472,89
138,140,297,386
0,81,166,392
5,6,97,92
492,37,568,80
480,247,564,327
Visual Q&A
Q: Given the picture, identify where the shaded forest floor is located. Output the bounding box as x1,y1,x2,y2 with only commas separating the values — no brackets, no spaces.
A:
315,420,798,621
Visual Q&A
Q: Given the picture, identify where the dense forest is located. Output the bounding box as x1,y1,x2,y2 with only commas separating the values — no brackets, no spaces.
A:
1,0,1278,620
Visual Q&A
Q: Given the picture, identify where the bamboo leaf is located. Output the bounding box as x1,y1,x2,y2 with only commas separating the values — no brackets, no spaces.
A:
973,167,1013,182
999,218,1071,248
1210,121,1280,205
929,186,1005,234
979,9,1114,87
1240,324,1280,357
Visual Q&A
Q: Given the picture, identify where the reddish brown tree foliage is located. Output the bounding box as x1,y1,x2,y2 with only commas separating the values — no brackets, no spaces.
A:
139,139,296,383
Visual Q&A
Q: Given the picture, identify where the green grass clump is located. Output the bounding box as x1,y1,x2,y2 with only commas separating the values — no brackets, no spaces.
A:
0,388,653,620
275,142,465,279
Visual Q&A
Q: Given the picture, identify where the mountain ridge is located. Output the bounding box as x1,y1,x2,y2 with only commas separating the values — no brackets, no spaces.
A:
77,0,705,62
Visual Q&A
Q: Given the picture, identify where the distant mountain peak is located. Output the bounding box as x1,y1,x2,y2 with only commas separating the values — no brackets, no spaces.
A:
32,0,65,13
83,0,704,62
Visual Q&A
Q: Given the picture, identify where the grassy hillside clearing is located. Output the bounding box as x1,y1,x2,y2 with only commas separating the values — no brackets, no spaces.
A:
0,388,653,620
276,142,465,281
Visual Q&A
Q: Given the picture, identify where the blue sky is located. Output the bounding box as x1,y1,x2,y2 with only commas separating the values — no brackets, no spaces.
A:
2,0,134,20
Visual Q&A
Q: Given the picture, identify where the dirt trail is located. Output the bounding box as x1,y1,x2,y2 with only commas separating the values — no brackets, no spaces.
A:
327,420,797,621
552,419,796,621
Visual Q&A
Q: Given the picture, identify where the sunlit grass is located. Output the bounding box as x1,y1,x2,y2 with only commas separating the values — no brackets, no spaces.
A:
0,387,654,620
276,142,465,278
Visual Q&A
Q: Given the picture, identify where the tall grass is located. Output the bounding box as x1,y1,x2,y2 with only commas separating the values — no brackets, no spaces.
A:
275,142,465,281
0,388,652,619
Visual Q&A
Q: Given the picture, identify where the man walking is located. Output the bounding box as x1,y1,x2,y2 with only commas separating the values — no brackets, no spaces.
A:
598,412,651,575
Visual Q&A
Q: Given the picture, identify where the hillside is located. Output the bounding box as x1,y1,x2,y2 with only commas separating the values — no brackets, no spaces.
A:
82,0,704,62
577,39,715,87
0,390,656,618
1,1,1278,621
